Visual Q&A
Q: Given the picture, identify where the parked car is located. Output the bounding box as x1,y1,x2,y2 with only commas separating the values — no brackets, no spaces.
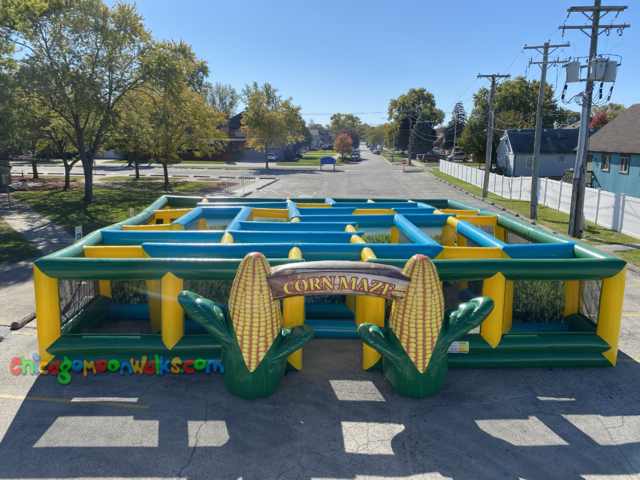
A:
300,148,309,154
433,147,443,154
417,153,442,162
373,149,380,154
267,153,278,161
447,152,468,162
321,145,333,151
351,152,361,161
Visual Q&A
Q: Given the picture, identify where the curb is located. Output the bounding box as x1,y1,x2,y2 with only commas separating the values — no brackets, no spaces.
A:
11,311,36,330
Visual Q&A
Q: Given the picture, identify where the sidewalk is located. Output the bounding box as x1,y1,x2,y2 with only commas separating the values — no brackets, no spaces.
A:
0,197,75,326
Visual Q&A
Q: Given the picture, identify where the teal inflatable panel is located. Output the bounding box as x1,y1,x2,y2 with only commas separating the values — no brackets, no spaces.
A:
101,230,226,245
305,303,355,320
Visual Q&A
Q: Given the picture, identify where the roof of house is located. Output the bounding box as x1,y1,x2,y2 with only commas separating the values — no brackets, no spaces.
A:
588,104,640,155
504,128,594,154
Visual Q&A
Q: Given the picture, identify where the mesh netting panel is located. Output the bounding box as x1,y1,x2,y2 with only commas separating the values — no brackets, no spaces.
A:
59,280,97,325
184,280,234,305
442,280,483,310
507,231,533,245
479,225,495,236
579,280,601,324
512,281,565,323
111,280,147,304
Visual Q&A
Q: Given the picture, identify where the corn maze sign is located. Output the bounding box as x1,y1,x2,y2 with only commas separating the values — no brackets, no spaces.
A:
267,261,411,301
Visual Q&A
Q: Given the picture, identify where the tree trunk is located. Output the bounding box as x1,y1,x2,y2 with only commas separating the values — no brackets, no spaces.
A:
31,161,39,179
162,163,169,189
134,154,140,180
81,158,94,202
62,160,71,191
265,143,269,169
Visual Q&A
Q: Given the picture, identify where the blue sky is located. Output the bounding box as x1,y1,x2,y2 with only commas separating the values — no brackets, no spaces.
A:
128,0,638,127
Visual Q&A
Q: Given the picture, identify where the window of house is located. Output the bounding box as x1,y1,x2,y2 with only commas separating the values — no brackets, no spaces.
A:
601,154,610,172
526,156,532,168
558,155,565,163
619,156,630,174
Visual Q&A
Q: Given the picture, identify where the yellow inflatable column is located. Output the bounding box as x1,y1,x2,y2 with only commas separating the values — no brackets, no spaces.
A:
34,265,61,362
282,247,305,370
481,272,506,348
161,272,184,349
198,218,207,230
495,225,507,242
359,247,386,370
563,281,581,317
597,266,627,365
98,280,112,298
390,226,400,244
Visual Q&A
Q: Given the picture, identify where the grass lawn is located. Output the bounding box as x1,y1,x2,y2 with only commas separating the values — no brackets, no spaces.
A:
305,150,338,156
381,150,407,163
278,153,350,166
619,249,640,266
0,216,42,264
13,186,167,235
98,176,216,193
104,159,228,165
429,170,640,246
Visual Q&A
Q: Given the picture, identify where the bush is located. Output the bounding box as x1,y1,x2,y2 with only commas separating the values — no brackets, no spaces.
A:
283,148,296,161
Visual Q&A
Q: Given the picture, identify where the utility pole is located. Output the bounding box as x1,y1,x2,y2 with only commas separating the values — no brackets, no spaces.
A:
525,41,570,220
479,74,510,198
562,1,630,238
391,122,396,163
407,115,413,165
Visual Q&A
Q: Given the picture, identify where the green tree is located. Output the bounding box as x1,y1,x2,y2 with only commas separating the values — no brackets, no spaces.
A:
145,40,227,188
592,102,625,119
5,0,154,202
241,82,304,169
443,102,467,151
388,88,444,156
207,82,240,118
457,76,570,163
408,112,435,158
388,88,445,125
329,113,364,146
109,90,154,180
334,133,353,158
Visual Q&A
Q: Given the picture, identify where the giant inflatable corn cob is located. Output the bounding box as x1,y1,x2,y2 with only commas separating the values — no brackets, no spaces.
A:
358,254,494,398
178,253,314,400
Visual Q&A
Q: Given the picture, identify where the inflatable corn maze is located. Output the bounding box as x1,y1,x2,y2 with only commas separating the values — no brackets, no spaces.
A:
34,197,627,399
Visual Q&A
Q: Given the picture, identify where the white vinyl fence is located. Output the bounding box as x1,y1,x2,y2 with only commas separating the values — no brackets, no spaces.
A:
439,160,640,241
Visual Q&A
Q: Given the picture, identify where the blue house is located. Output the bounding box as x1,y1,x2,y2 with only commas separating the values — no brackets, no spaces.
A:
590,104,640,198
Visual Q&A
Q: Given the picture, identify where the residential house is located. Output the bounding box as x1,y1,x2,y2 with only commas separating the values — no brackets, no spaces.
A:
496,128,595,177
589,103,640,197
310,127,331,149
180,112,247,162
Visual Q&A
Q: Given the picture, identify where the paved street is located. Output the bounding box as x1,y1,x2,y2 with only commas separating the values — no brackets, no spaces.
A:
2,147,640,479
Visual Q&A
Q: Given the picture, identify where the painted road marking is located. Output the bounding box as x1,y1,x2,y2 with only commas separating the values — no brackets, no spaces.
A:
622,314,640,316
11,331,36,336
0,393,149,409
